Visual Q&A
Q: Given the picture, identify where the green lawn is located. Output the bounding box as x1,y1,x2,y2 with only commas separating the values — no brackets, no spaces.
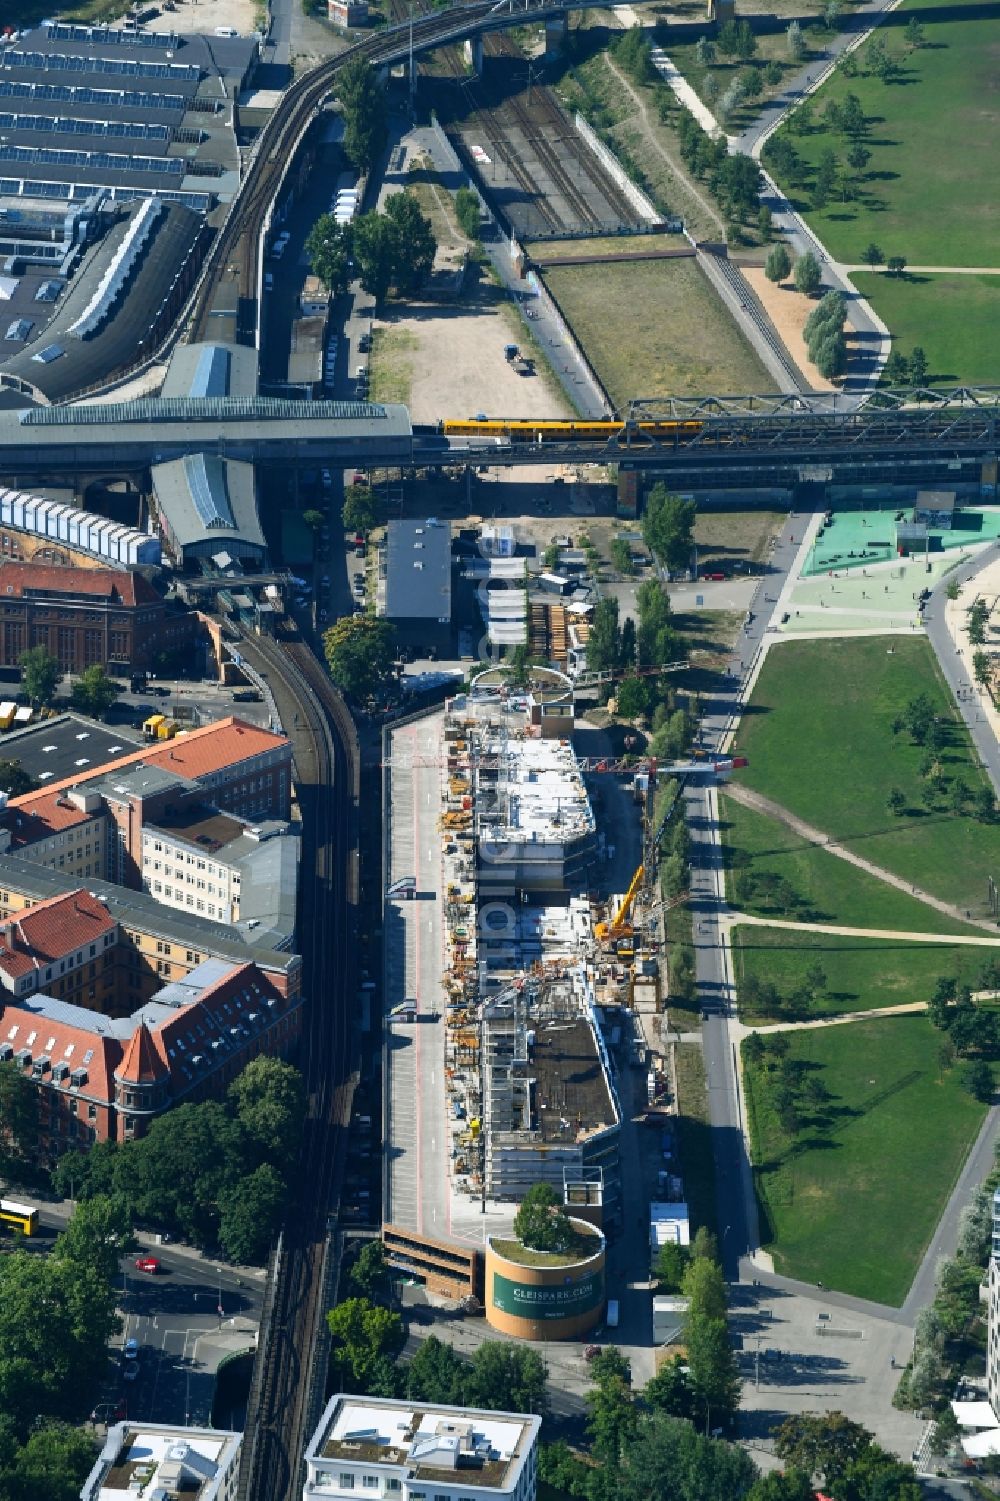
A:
542,258,774,407
733,924,991,1022
763,0,1000,267
733,637,1000,912
851,272,1000,386
721,794,983,937
743,1015,987,1303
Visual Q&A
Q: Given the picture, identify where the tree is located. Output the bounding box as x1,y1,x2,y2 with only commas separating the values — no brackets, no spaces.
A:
786,20,805,62
587,1368,637,1472
352,211,396,304
616,676,650,719
586,598,621,674
406,1335,468,1404
339,55,387,173
748,1473,814,1501
303,509,325,533
692,1228,719,1266
903,691,935,743
904,16,925,48
0,1062,38,1177
793,252,822,296
685,1313,741,1427
304,215,352,296
847,143,871,176
55,1195,132,1289
717,18,756,60
887,254,907,276
384,192,437,296
863,242,884,267
712,153,762,221
813,331,845,379
765,244,791,284
642,486,696,572
611,537,634,576
909,346,928,385
465,1342,547,1415
840,91,867,138
773,1411,873,1488
883,348,909,384
758,204,774,240
823,0,842,28
218,1163,285,1263
682,1255,727,1321
341,483,384,536
229,1055,305,1172
19,645,59,708
737,66,762,101
974,785,998,822
804,962,827,1001
812,148,838,208
695,35,715,66
454,186,481,241
619,616,637,671
0,760,34,796
886,787,906,816
350,1240,390,1302
513,1182,575,1252
5,1422,98,1501
618,1413,756,1501
653,1241,690,1291
70,665,120,720
636,580,679,668
965,1059,994,1103
644,1355,695,1420
327,1298,404,1392
323,616,397,701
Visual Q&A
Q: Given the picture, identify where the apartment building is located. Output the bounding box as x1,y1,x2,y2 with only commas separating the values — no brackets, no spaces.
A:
140,804,299,932
82,1424,241,1501
303,1397,540,1501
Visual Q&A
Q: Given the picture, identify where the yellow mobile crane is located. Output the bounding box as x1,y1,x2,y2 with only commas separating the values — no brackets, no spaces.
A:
594,774,690,955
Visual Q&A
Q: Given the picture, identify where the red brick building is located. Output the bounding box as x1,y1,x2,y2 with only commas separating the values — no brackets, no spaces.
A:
0,561,195,672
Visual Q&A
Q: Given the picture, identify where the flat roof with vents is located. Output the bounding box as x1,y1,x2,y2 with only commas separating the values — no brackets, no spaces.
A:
383,519,451,622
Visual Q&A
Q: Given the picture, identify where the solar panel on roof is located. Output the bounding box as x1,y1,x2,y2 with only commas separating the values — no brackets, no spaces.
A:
190,345,230,399
183,453,235,531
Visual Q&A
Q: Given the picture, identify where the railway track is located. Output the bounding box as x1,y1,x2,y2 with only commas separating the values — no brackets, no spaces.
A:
189,2,504,343
231,626,360,1501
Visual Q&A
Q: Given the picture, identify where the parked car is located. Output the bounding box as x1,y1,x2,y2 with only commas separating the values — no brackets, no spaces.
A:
148,685,170,698
354,545,365,559
124,1337,140,1360
134,1256,161,1274
233,689,262,703
122,1361,140,1383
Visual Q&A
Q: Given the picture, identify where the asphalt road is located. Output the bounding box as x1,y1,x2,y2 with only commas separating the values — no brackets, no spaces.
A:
31,1202,263,1428
684,513,804,1282
924,540,1000,798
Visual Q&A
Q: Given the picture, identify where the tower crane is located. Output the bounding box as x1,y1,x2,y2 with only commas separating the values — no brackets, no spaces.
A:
594,775,690,951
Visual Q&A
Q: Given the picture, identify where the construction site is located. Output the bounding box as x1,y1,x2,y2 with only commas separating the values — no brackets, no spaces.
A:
381,667,716,1325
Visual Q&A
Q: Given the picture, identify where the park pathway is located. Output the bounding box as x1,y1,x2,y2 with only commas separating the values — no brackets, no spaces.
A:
723,781,999,934
839,265,1000,275
728,911,1000,947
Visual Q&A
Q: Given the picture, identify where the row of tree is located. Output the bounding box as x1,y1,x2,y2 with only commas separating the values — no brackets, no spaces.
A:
0,1197,136,1499
306,191,437,305
884,692,996,824
19,645,120,719
47,1056,305,1264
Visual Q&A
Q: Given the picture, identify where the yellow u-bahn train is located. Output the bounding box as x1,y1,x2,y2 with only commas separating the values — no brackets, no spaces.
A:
440,418,704,443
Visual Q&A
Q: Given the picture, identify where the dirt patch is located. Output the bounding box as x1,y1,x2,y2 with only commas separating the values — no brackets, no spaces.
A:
135,0,259,37
370,286,573,424
741,265,857,392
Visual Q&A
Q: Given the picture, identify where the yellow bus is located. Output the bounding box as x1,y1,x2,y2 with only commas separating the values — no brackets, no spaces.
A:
0,1198,39,1235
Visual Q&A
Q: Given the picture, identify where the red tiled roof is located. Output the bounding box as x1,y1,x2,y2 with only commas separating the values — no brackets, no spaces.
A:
7,717,289,831
8,792,96,847
0,560,160,607
0,1001,122,1104
116,1021,169,1084
0,890,115,980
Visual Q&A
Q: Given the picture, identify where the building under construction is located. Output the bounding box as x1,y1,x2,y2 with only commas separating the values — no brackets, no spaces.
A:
437,685,619,1228
480,969,621,1225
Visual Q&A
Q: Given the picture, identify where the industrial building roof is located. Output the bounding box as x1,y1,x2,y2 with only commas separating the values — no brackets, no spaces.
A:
150,453,265,558
0,200,204,401
476,734,595,846
161,340,258,399
309,1396,540,1493
383,519,451,621
0,713,143,786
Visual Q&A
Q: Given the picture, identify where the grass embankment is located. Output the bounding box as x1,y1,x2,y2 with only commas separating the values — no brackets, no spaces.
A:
743,1015,987,1303
764,0,1000,267
721,794,984,937
851,272,1000,386
368,326,417,405
674,1041,717,1238
491,1228,600,1267
542,258,774,408
733,924,991,1023
733,637,1000,913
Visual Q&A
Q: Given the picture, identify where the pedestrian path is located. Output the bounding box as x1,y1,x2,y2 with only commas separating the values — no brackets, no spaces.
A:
724,780,998,934
729,912,1000,947
840,265,1000,276
734,999,927,1037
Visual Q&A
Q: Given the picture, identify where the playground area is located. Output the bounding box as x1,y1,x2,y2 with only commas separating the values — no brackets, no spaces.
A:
801,505,1000,578
785,552,956,634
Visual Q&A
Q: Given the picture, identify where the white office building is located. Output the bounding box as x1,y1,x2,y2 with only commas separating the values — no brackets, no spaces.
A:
303,1397,540,1501
81,1424,241,1501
